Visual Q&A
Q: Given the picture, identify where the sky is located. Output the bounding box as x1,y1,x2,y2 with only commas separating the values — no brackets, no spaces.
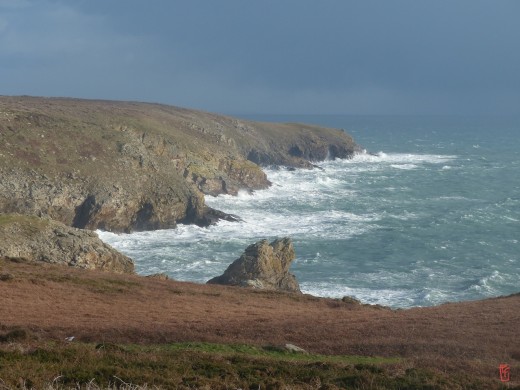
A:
1,0,519,115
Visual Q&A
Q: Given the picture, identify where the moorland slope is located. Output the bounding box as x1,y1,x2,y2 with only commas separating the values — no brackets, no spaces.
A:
0,258,519,388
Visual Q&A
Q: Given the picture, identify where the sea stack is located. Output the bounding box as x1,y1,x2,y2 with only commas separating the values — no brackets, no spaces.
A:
207,237,301,293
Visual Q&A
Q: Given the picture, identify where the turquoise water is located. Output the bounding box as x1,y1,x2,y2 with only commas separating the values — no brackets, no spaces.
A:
99,116,520,308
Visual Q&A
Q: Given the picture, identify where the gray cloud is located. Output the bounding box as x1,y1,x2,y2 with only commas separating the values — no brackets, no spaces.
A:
1,0,519,114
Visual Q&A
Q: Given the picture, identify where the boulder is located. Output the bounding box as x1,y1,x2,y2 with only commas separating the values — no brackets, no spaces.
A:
284,343,308,354
207,238,301,293
0,214,134,273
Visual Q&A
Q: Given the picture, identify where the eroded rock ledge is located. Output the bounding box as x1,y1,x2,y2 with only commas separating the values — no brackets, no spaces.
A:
0,214,134,273
207,237,301,293
0,96,360,232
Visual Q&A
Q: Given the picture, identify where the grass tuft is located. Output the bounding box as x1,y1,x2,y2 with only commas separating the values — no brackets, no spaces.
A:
0,328,29,343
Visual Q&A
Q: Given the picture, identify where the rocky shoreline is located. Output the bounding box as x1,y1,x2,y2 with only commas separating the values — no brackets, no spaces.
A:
1,97,519,388
0,96,359,231
0,96,361,274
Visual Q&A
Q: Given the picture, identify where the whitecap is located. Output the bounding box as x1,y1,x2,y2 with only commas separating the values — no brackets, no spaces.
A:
466,270,504,294
351,150,457,165
390,163,418,170
299,282,415,307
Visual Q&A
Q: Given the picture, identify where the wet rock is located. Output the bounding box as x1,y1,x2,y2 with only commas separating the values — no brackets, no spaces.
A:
194,207,242,227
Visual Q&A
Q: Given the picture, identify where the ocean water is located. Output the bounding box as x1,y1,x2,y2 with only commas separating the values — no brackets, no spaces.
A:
98,115,520,308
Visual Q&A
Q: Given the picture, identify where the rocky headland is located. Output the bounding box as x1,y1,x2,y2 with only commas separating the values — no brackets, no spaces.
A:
0,96,360,235
1,97,519,388
0,95,360,274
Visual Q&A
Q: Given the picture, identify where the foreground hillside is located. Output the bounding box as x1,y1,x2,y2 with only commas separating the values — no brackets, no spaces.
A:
0,96,359,232
1,258,519,388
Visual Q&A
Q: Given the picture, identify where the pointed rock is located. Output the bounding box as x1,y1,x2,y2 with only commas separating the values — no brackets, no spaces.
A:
207,237,301,293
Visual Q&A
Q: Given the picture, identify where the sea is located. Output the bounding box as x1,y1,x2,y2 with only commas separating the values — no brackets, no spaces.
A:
98,115,520,308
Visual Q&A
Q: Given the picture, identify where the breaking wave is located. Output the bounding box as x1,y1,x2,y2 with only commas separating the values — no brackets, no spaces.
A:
99,117,520,308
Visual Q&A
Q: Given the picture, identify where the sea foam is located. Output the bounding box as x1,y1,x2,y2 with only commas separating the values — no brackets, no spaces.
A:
99,117,520,308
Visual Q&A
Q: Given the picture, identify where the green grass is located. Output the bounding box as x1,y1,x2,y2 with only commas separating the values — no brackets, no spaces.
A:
159,342,398,365
0,214,38,226
0,213,51,235
0,340,509,389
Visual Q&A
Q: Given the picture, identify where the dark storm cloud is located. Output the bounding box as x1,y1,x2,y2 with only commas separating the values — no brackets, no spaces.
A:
1,0,519,114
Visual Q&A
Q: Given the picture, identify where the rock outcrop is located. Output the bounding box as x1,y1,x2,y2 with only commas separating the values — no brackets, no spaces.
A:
0,96,360,232
0,214,134,273
207,238,301,293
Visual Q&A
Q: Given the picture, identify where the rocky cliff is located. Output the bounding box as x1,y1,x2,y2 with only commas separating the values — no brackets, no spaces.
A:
0,214,134,273
207,238,301,293
0,96,360,232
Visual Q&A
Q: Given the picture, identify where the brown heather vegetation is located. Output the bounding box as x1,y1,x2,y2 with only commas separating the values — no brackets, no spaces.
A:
1,257,519,389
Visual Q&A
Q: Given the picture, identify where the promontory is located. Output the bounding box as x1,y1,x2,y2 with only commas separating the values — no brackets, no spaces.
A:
0,96,360,233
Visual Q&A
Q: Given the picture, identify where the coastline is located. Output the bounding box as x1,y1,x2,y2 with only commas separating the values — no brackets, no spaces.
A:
1,97,519,387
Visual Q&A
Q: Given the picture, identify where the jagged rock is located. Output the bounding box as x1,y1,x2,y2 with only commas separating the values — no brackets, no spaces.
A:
195,207,242,227
0,214,134,273
207,238,301,293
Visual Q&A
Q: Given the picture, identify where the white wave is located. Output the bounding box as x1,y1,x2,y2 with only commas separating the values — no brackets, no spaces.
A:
414,288,450,306
390,163,418,170
302,280,461,308
466,270,504,294
300,282,417,307
316,176,344,188
210,210,380,240
96,138,518,309
350,150,457,165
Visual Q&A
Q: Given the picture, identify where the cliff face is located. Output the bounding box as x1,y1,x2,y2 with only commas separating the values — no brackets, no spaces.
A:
0,96,360,232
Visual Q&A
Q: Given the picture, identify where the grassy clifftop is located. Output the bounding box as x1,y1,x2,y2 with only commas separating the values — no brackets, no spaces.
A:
0,96,359,232
1,258,518,388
